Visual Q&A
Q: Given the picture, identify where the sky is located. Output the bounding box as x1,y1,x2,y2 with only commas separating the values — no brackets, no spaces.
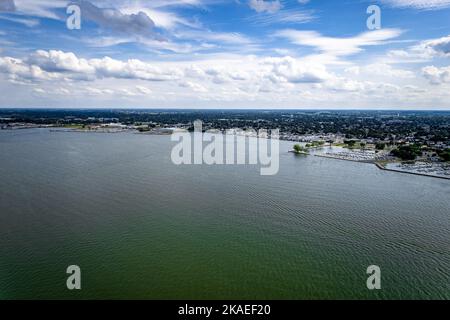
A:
0,0,449,109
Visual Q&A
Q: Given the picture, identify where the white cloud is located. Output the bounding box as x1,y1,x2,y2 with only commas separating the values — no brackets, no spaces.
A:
247,8,315,26
382,0,450,10
0,14,40,27
422,35,450,56
422,65,450,84
249,0,282,13
33,87,46,94
86,87,114,95
263,56,331,83
28,50,95,74
0,50,184,82
355,63,415,78
269,10,315,24
344,66,360,75
179,81,208,92
0,56,56,82
385,35,450,63
175,30,253,45
120,7,200,30
89,56,183,81
13,0,67,20
1,49,449,109
136,85,152,94
275,29,403,56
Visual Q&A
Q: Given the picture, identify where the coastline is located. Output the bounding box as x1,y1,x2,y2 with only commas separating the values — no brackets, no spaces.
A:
313,154,450,180
374,162,450,180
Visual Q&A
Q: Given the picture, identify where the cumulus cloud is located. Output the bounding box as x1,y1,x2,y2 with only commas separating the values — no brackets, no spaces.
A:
0,56,56,82
88,56,183,81
263,56,331,83
346,63,415,78
249,0,282,13
320,77,401,96
422,35,450,56
179,81,208,92
1,49,445,108
28,50,94,74
385,35,450,63
0,50,413,93
422,65,450,84
0,50,183,83
386,49,431,63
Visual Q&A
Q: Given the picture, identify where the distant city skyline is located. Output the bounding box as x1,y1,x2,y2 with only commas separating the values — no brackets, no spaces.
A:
1,0,450,109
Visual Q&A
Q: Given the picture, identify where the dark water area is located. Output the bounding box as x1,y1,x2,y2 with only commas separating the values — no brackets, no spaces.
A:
0,129,449,299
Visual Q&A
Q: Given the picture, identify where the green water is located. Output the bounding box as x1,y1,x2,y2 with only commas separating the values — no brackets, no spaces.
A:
0,129,449,299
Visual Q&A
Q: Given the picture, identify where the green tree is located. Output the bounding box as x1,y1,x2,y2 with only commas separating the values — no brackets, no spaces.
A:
391,144,422,161
438,148,450,162
375,143,386,150
344,140,356,147
293,144,303,154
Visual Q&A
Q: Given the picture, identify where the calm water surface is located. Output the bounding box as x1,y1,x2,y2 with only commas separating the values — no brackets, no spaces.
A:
0,129,449,299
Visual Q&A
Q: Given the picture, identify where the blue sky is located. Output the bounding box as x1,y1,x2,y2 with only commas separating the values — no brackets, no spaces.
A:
0,0,450,109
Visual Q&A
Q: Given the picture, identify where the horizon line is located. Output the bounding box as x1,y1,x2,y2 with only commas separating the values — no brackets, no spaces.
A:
1,107,450,112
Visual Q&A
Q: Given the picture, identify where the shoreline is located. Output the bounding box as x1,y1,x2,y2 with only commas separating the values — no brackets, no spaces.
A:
313,154,450,180
374,162,450,180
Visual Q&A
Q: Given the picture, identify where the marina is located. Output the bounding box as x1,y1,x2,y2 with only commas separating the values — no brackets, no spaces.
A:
380,161,450,180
